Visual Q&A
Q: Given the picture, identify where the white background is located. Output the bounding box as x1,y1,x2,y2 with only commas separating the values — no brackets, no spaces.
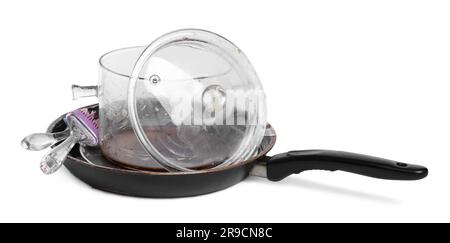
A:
1,0,449,222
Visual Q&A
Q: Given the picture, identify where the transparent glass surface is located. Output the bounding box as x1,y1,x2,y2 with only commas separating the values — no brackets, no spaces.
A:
98,46,163,170
128,29,267,171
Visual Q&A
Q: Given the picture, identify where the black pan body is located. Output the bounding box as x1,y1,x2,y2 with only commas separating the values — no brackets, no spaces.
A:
48,105,276,198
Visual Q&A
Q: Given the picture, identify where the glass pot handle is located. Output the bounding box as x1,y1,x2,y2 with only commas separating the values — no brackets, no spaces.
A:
72,85,98,100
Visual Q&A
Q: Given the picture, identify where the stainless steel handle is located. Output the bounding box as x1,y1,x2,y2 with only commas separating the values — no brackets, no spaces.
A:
40,131,81,174
21,129,70,151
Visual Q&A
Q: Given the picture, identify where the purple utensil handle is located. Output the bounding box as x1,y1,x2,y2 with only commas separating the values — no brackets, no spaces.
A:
69,108,99,145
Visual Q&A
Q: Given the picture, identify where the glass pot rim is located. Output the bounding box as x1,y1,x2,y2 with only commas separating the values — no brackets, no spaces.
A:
99,46,146,79
98,45,233,81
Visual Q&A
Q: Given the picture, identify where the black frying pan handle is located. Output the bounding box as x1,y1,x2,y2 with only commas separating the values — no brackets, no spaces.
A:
266,150,428,181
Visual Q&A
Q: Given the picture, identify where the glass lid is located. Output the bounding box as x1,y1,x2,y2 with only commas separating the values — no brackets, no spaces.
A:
127,29,267,172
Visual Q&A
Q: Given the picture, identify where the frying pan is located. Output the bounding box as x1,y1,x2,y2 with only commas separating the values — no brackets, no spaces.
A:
48,104,428,198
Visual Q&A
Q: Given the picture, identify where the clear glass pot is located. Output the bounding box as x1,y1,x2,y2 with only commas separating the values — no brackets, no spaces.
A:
73,29,267,172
